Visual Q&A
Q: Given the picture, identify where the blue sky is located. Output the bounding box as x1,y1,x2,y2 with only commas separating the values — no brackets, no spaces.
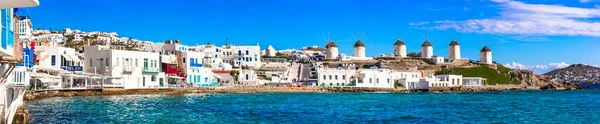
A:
25,0,600,73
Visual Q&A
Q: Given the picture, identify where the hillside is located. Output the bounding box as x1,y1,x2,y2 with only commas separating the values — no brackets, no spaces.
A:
435,65,519,85
544,64,600,83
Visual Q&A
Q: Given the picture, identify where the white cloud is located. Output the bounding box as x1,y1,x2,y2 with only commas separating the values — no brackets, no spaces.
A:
421,0,600,36
548,62,570,68
504,62,571,74
409,22,430,26
580,0,600,3
504,62,528,70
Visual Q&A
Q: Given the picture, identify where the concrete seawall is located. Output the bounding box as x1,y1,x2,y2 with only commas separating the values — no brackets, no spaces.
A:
24,85,556,100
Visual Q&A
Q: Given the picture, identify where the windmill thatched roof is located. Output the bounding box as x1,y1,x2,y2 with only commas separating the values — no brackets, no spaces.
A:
481,46,491,52
449,40,459,46
394,39,405,45
421,40,432,47
325,41,338,48
354,40,365,48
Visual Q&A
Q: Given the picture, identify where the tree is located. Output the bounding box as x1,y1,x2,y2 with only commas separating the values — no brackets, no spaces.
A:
230,70,240,81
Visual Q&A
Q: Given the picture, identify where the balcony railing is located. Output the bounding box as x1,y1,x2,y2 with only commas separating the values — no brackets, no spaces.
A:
143,67,160,72
61,66,83,71
190,63,203,68
123,66,135,72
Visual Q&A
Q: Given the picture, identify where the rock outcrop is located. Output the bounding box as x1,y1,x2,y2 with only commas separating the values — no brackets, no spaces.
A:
509,70,581,90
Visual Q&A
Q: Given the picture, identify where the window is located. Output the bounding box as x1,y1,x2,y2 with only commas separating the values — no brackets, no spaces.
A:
342,75,346,80
135,59,138,67
329,75,332,80
151,75,156,81
335,75,338,80
46,55,56,66
369,78,372,83
323,75,326,80
205,77,208,83
105,58,109,65
90,59,93,66
144,58,148,68
246,50,249,55
377,78,379,83
183,57,186,63
387,78,390,83
238,50,241,56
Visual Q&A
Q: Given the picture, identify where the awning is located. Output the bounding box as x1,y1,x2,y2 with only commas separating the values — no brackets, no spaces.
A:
38,52,49,61
36,78,59,83
168,76,184,79
69,54,81,62
62,54,73,61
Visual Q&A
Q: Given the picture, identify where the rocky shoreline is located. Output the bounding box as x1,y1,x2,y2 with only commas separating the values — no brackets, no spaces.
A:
24,85,583,100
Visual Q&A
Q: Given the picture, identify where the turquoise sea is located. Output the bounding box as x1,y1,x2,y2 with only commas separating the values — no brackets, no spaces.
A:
26,90,600,123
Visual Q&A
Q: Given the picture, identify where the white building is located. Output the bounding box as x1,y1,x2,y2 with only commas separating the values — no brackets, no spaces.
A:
73,33,84,42
392,72,427,90
17,17,33,40
462,77,486,87
34,34,64,45
7,67,29,87
36,46,82,71
317,68,355,87
420,40,433,58
356,69,395,88
238,69,260,85
227,45,261,68
480,46,492,64
432,56,445,64
185,51,218,87
431,75,463,87
265,45,276,57
394,39,406,57
84,46,166,89
189,43,261,69
449,40,460,60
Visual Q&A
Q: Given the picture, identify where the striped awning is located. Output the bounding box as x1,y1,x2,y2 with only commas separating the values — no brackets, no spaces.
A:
68,54,81,62
62,54,73,61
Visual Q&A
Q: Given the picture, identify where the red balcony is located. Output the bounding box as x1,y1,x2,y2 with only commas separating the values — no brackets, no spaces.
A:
162,63,178,75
